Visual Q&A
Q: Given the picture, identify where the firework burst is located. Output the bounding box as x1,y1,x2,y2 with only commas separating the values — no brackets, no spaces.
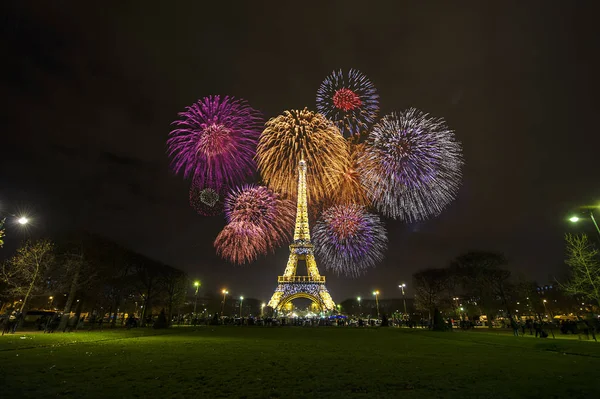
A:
316,69,379,137
167,95,263,188
360,108,463,221
214,221,267,265
313,204,387,277
225,184,295,251
324,142,370,207
189,176,228,216
256,108,350,203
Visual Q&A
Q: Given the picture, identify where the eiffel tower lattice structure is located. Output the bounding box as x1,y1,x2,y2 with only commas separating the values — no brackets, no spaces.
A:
267,159,336,313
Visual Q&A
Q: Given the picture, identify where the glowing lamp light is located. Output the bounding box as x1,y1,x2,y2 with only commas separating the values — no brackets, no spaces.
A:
193,281,200,287
18,217,29,225
569,216,580,223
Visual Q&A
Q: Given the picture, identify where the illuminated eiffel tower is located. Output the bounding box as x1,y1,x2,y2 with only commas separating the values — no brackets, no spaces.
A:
268,159,335,313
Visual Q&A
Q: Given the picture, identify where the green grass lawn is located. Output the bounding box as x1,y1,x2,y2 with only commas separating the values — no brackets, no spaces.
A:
1,327,599,398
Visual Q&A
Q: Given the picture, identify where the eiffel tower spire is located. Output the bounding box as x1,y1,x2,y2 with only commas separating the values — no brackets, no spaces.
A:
267,159,335,312
293,159,310,242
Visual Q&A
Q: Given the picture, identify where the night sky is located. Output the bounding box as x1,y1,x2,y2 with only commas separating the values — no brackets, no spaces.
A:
1,1,599,302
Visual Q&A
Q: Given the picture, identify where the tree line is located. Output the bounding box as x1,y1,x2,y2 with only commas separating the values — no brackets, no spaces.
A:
0,232,191,329
412,237,600,330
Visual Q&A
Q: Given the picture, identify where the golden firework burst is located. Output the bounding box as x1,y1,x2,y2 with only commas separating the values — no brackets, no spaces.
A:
256,108,350,203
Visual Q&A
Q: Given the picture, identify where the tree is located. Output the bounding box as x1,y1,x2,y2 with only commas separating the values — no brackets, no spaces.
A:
450,251,511,323
0,218,5,248
561,234,600,307
54,234,99,331
159,266,188,325
413,268,452,329
0,239,54,319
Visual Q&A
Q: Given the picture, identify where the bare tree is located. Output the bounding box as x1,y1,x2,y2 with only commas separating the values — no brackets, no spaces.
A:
159,267,188,325
0,218,5,248
561,234,600,307
55,235,99,331
413,268,452,327
0,239,54,319
451,251,511,323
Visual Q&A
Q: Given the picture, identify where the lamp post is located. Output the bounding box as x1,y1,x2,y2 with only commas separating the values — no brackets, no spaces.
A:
398,284,407,318
239,296,244,318
48,296,53,309
542,299,553,319
0,213,30,248
373,290,380,320
221,289,228,316
357,296,361,316
569,210,600,239
261,303,265,317
193,281,200,316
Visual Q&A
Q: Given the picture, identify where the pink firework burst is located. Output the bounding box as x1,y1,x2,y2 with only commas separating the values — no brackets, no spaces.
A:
225,184,295,253
214,221,268,265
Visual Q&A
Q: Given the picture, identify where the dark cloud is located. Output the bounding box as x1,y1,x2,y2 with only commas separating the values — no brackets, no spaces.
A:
1,1,599,302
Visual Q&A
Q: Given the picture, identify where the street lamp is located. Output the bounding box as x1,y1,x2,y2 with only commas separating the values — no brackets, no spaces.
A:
542,299,553,319
569,210,600,239
48,296,53,308
239,296,244,318
261,303,265,317
398,284,407,318
221,289,228,316
193,281,201,316
357,296,361,316
18,217,29,225
373,290,380,320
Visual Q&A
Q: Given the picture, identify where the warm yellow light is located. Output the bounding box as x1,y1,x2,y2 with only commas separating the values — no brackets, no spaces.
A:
543,299,547,303
373,290,379,296
18,217,28,225
240,296,244,300
261,303,265,308
222,289,228,294
193,281,200,287
49,296,53,300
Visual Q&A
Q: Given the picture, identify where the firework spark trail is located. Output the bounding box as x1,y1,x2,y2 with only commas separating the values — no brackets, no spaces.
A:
167,95,263,189
256,108,350,203
214,221,268,265
360,109,463,221
316,69,379,137
313,204,387,277
224,184,295,252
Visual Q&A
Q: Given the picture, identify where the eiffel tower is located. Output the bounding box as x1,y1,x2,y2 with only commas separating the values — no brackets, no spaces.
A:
267,159,336,313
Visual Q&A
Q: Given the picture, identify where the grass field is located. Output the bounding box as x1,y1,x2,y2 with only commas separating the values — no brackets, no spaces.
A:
1,327,599,398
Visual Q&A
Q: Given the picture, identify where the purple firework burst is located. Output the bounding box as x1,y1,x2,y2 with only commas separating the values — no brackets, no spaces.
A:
167,95,263,188
225,184,295,252
359,108,463,222
313,204,387,277
316,69,379,137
